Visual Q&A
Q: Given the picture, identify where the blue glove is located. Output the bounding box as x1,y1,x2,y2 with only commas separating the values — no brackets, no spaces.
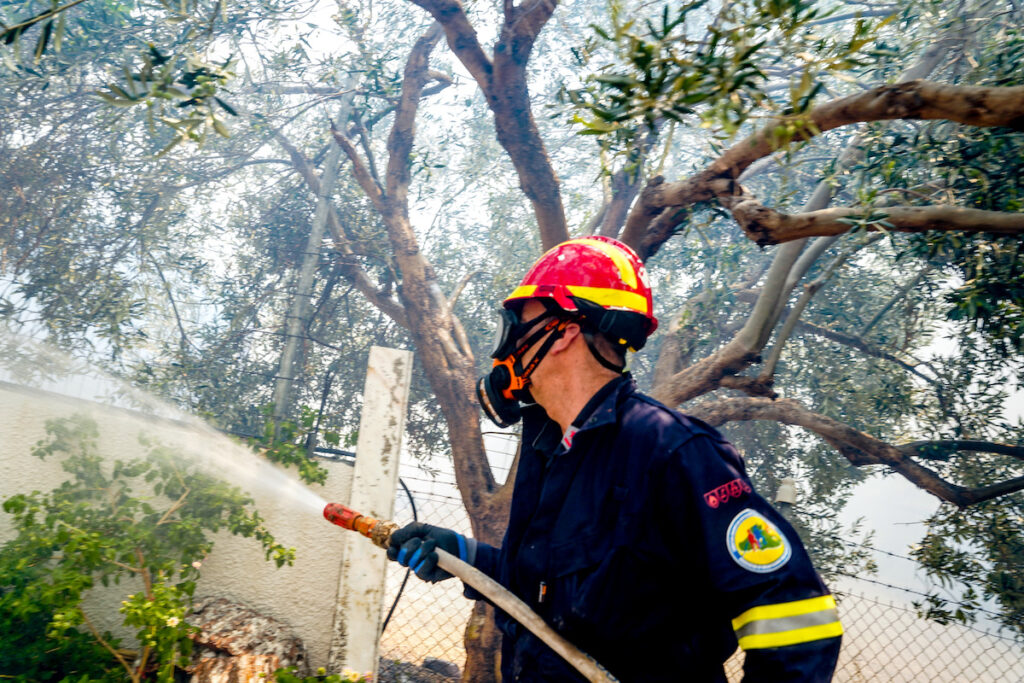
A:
386,522,476,583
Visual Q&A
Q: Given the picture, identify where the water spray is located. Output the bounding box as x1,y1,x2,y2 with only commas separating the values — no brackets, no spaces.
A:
322,502,619,683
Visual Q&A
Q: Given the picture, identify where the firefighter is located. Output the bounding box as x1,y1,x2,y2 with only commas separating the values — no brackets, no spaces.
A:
387,236,842,681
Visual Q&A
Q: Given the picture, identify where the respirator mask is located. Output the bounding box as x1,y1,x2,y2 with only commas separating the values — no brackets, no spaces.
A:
476,307,569,427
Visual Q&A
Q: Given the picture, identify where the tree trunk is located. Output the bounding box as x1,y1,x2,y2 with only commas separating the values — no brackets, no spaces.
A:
463,602,504,682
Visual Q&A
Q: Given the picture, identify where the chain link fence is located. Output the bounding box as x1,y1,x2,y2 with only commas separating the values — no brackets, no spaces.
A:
378,465,1024,682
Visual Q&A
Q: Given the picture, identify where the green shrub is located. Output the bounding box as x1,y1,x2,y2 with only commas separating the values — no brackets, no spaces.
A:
0,414,294,682
273,666,373,682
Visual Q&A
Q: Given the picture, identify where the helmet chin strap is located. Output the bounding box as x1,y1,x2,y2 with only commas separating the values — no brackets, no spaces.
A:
582,330,626,373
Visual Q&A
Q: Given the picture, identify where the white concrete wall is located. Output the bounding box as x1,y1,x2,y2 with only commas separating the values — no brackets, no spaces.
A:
0,380,354,670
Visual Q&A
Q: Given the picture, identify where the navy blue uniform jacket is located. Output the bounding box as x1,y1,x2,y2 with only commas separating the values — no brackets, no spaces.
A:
471,376,842,682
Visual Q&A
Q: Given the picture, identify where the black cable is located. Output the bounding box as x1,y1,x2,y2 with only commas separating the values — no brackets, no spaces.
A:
380,477,417,635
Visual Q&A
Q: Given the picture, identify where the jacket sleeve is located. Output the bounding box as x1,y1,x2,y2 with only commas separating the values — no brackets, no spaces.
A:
658,433,842,682
471,542,501,581
461,541,501,601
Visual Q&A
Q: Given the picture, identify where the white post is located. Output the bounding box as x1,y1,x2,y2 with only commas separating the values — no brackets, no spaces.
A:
328,346,413,677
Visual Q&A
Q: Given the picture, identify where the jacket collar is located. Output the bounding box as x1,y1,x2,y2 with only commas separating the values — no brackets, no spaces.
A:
528,373,634,455
575,373,633,433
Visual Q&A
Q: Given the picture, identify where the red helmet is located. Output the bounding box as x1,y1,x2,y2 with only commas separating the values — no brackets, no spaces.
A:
503,236,658,349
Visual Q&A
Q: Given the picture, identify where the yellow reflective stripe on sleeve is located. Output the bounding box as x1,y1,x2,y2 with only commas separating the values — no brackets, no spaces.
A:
565,285,649,315
732,595,836,630
732,595,843,650
562,238,637,288
737,620,844,650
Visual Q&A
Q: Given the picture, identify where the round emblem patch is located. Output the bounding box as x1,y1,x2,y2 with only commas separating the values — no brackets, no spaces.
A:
726,508,791,573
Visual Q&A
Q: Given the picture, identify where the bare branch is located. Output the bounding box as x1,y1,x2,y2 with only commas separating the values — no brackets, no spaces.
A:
448,270,482,312
688,397,1024,507
598,167,643,238
275,127,408,327
790,317,939,387
330,20,501,515
505,0,560,61
809,9,896,25
859,266,932,338
760,235,883,380
622,81,1024,255
719,375,778,398
164,158,294,192
412,0,568,248
387,23,445,204
357,70,454,131
410,0,494,96
650,343,763,406
353,116,382,186
329,124,386,211
897,440,1024,462
491,0,568,248
339,263,410,328
80,609,136,680
722,195,1024,245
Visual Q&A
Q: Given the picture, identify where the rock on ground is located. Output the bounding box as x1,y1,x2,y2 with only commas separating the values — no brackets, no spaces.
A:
378,658,461,682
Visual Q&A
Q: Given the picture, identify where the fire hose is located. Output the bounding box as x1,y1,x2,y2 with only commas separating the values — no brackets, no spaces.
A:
323,502,619,683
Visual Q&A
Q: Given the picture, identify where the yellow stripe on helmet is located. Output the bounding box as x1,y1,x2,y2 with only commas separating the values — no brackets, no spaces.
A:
563,238,638,289
565,285,649,315
506,285,539,300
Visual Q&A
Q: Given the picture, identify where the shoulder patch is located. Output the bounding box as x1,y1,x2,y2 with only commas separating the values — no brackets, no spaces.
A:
726,509,791,573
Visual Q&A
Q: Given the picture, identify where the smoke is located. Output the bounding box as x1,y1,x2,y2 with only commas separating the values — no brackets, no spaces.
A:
0,325,327,514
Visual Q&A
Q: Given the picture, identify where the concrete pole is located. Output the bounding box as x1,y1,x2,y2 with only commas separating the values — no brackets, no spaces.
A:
327,346,413,677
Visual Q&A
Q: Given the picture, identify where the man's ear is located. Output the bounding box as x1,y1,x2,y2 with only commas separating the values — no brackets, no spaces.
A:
549,322,581,355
